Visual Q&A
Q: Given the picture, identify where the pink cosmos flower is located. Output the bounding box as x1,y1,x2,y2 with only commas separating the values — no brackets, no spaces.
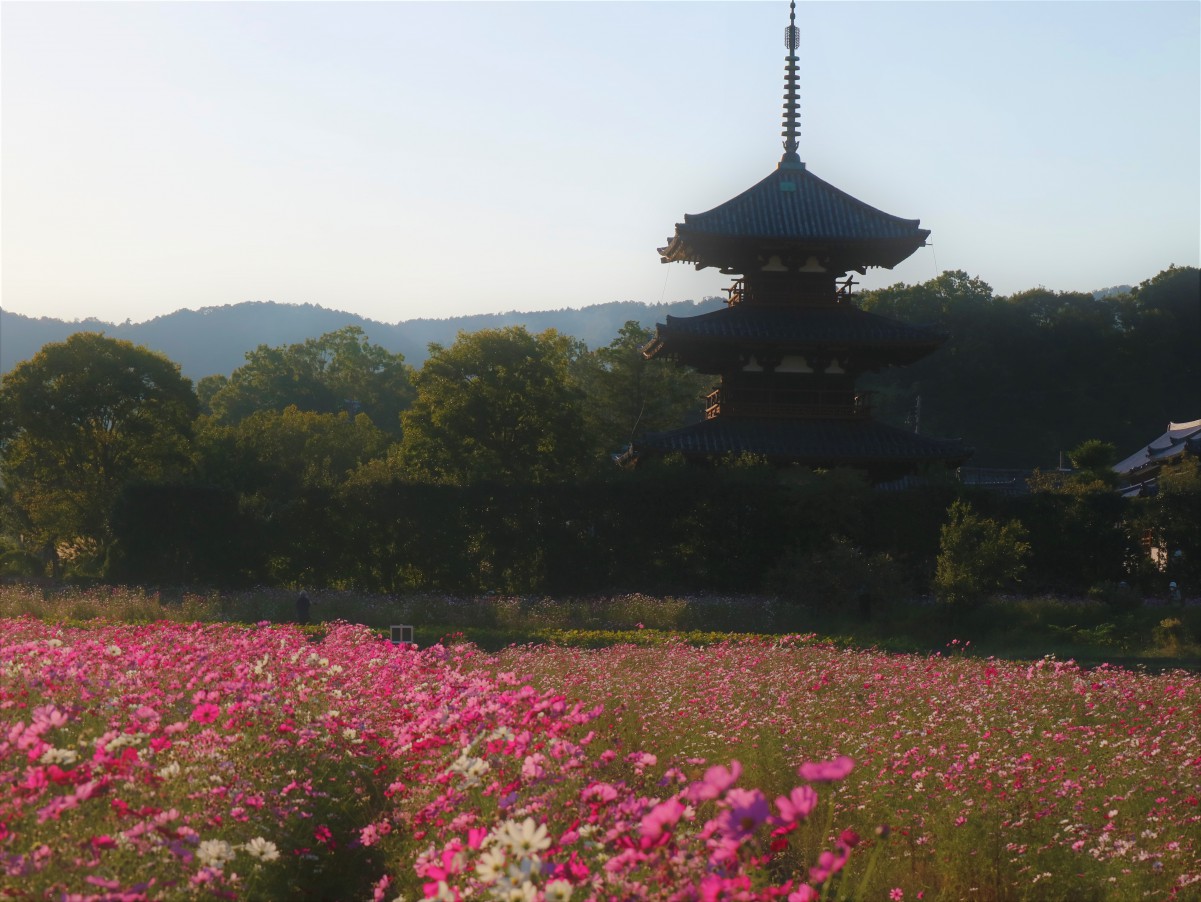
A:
798,755,854,783
689,761,742,802
190,703,220,725
582,781,619,803
372,875,392,902
789,887,819,902
717,787,771,839
639,797,686,842
809,847,849,884
890,889,905,901
775,785,818,824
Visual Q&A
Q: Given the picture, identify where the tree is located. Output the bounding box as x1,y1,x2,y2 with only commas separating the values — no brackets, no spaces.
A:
205,327,414,435
934,499,1030,608
399,327,593,484
0,333,197,573
857,270,994,326
575,321,712,453
197,406,390,499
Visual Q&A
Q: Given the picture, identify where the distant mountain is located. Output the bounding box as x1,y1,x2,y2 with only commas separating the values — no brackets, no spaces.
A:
0,298,726,380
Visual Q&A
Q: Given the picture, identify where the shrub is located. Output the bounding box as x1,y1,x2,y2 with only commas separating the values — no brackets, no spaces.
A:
934,500,1030,608
767,536,904,618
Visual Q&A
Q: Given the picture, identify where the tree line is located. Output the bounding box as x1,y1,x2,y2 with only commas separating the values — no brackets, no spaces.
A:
0,266,1196,599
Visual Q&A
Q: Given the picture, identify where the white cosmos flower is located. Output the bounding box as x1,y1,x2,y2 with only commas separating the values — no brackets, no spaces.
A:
196,839,235,869
507,882,538,902
545,880,573,902
475,847,508,883
39,747,78,766
242,836,280,862
495,818,550,857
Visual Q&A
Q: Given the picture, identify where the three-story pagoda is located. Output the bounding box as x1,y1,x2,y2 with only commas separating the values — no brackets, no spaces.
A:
636,2,971,481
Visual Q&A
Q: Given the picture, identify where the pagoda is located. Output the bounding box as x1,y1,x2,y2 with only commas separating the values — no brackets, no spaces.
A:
635,2,971,481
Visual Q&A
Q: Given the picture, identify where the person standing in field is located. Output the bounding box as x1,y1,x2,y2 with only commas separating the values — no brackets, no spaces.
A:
296,590,311,624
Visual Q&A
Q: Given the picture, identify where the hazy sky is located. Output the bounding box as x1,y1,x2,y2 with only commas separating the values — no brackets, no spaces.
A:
2,1,1198,325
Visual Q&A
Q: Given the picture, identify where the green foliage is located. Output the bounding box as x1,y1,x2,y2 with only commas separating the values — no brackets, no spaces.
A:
766,536,904,616
1025,438,1120,495
1087,580,1143,613
199,406,390,496
934,500,1031,607
858,266,1199,468
574,320,712,451
0,333,197,573
206,326,413,435
1159,456,1201,494
399,327,594,484
108,484,259,585
1127,475,1201,596
857,269,995,325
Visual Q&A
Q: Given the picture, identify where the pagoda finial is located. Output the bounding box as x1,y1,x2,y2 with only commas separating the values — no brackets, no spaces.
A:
781,0,803,167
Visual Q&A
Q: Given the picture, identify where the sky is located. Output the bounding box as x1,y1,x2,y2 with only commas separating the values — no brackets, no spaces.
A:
2,1,1198,326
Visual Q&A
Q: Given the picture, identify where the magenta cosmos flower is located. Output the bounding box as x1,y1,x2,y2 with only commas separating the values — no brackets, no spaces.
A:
798,756,854,783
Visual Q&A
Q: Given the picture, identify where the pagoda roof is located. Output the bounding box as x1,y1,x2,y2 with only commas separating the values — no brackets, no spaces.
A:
636,417,972,469
1113,418,1201,477
659,160,930,271
649,304,943,351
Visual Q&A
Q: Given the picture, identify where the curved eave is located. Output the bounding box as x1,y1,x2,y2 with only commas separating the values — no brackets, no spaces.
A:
643,305,947,364
636,417,973,468
658,162,930,271
660,232,929,272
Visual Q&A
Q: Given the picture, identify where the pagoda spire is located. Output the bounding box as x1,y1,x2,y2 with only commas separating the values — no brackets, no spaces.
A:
781,1,802,167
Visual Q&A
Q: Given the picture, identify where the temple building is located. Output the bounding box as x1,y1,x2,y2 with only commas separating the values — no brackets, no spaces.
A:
635,2,972,482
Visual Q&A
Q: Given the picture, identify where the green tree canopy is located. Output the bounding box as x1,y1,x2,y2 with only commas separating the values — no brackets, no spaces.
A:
934,499,1030,607
574,321,712,452
858,269,994,325
0,333,197,572
197,407,390,500
205,326,414,435
856,266,1199,468
399,327,593,484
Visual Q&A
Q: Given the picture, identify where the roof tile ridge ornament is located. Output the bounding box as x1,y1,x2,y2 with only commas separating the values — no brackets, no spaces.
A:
780,0,805,171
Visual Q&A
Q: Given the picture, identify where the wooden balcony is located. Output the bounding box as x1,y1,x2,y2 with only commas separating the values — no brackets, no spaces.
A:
705,387,874,420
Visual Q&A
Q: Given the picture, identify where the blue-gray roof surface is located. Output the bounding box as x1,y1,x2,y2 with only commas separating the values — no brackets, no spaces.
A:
655,304,945,347
660,160,929,268
1113,419,1201,475
638,416,971,464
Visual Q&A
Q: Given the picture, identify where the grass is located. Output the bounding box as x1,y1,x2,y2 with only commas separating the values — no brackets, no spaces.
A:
2,582,1197,667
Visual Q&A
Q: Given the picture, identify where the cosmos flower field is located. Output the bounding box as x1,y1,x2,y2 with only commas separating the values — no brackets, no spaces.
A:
2,617,1199,900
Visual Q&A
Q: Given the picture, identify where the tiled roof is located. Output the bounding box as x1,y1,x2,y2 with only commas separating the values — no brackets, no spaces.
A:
660,160,929,270
637,417,972,466
653,304,944,348
1113,418,1201,476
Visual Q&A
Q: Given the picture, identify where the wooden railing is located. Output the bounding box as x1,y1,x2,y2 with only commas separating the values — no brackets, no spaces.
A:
724,279,746,307
705,387,874,420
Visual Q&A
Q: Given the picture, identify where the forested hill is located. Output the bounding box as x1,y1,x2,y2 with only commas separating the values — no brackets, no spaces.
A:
0,297,726,379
